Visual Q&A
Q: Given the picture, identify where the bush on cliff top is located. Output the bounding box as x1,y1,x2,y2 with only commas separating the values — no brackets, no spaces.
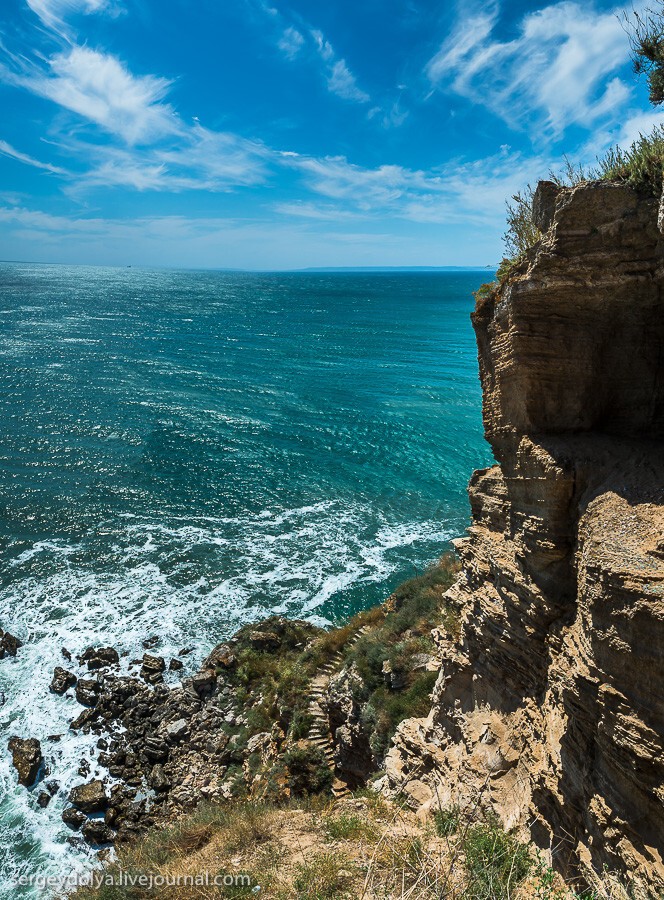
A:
625,3,664,106
595,125,664,192
490,126,664,291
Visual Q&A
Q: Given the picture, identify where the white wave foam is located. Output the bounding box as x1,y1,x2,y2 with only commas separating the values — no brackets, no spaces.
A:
0,500,456,898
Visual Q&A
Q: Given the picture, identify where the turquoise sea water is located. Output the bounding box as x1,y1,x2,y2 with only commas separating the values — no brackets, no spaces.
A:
0,263,492,894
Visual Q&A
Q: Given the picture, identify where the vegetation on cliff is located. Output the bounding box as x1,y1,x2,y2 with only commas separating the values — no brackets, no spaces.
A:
68,791,577,900
473,122,664,297
627,1,664,105
210,552,461,798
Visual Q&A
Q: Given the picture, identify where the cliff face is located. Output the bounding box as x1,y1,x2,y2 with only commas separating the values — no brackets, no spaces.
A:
383,181,664,892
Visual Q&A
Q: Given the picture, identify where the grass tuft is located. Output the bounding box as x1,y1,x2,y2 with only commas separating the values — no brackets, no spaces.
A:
292,851,354,899
434,803,461,837
462,818,532,900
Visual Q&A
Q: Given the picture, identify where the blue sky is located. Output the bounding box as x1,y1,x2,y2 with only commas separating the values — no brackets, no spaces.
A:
0,0,660,269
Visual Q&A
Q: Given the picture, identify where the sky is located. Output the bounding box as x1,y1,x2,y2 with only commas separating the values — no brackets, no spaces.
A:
0,0,661,269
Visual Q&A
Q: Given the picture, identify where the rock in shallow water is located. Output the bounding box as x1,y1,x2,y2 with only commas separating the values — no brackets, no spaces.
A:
80,647,120,671
75,678,101,707
68,779,108,813
8,737,43,787
50,667,77,694
0,630,23,659
82,819,116,845
140,654,166,685
62,807,86,830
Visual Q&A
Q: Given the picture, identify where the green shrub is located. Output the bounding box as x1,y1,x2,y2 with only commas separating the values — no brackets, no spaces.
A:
289,708,314,740
624,5,664,106
283,745,334,797
363,671,438,758
462,819,532,900
324,813,378,842
596,126,664,193
503,186,541,266
434,803,461,837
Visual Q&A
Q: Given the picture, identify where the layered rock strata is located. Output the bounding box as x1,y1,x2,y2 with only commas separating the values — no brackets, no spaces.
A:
383,181,664,893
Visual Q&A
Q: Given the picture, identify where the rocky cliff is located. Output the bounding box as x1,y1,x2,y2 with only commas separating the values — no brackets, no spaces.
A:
383,180,664,894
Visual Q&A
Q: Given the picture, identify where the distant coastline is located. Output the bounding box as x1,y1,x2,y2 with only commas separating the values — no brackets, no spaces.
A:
0,260,498,273
297,265,497,272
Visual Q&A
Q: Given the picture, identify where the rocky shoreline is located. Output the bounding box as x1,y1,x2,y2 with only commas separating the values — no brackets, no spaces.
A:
6,558,458,852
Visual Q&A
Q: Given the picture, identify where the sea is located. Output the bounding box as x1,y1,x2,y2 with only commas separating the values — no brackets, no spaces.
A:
0,263,493,896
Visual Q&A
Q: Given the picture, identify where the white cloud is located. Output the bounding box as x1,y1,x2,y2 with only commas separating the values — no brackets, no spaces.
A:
615,109,664,147
273,201,367,221
310,29,369,103
426,1,633,136
327,59,370,103
0,24,272,192
0,139,68,174
20,46,178,145
278,27,305,60
26,0,121,36
62,126,271,193
247,7,371,105
426,2,499,84
282,148,553,225
311,30,335,63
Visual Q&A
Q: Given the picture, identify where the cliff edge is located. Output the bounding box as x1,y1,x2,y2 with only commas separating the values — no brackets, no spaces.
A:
383,180,664,893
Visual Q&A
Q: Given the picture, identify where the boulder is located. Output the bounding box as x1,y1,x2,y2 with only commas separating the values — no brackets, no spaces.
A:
7,737,43,786
62,807,86,830
50,667,77,695
204,643,236,670
140,654,166,685
168,658,183,671
249,631,281,652
68,779,108,813
70,709,96,731
81,647,119,671
148,764,170,792
143,735,169,761
0,630,23,659
191,669,217,696
166,718,189,742
82,819,116,845
75,678,100,707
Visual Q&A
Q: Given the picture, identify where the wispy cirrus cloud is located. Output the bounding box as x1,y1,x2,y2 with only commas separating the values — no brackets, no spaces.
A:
280,147,552,225
426,0,633,136
308,29,369,103
70,127,272,192
0,34,269,192
259,6,370,105
278,26,305,60
26,0,122,37
325,58,369,104
5,45,179,145
0,139,69,175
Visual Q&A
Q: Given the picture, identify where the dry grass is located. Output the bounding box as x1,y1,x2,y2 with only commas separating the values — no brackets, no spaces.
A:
66,791,602,900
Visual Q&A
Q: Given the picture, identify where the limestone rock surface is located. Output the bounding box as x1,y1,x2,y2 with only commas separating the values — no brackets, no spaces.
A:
384,181,664,894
